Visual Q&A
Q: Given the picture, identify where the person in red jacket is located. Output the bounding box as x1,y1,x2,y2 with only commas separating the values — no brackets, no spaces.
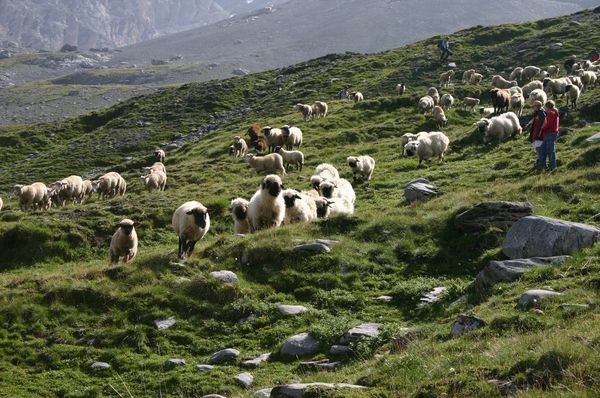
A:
538,100,560,171
529,101,546,169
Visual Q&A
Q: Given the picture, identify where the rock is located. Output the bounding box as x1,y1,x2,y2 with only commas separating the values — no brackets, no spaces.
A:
280,333,320,357
419,287,447,304
166,358,186,367
559,303,589,310
210,270,238,283
196,364,214,372
474,256,570,289
208,348,240,364
518,289,562,307
329,345,352,356
592,122,600,127
339,323,381,344
578,119,587,128
233,68,251,76
154,316,176,330
254,388,272,397
165,143,179,151
448,62,457,68
404,182,439,203
294,243,331,253
451,315,485,338
548,42,563,50
503,216,600,259
455,201,534,232
271,383,366,398
235,372,254,388
376,295,393,302
299,359,342,370
201,395,226,398
488,379,518,395
404,178,430,187
90,362,110,370
241,353,271,368
315,239,339,248
277,304,309,316
586,132,600,143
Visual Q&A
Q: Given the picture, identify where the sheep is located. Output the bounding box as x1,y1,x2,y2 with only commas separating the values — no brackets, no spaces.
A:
230,197,251,235
543,77,570,98
347,155,375,182
491,75,518,89
154,148,166,163
509,67,523,82
351,92,364,102
461,97,480,112
49,175,84,206
509,86,523,96
244,153,286,175
462,69,476,83
439,93,454,110
93,172,126,199
490,88,511,114
262,126,285,152
275,146,304,171
522,80,544,97
432,105,448,128
140,170,167,192
110,219,138,264
172,201,210,258
0,196,2,211
82,180,94,201
418,95,435,114
565,84,581,110
318,178,355,216
510,92,525,117
400,132,428,154
310,163,340,189
312,101,328,119
439,70,455,88
281,125,303,150
567,75,584,90
303,190,335,219
427,87,440,104
403,131,450,167
396,83,406,95
469,73,484,84
522,66,541,82
144,162,166,175
14,182,49,211
294,103,313,121
474,112,522,144
539,70,550,80
247,124,268,152
529,89,547,106
577,70,597,91
547,65,560,77
282,189,317,224
248,174,286,231
232,136,248,157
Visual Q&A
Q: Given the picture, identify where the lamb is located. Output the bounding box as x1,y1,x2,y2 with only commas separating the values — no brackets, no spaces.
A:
247,174,286,231
140,170,167,192
462,69,476,83
310,163,340,189
439,70,455,88
427,87,440,105
490,88,511,114
432,105,448,128
230,197,251,235
529,89,547,105
396,83,406,95
276,146,304,171
262,126,285,152
491,75,518,89
172,201,210,258
510,92,525,117
318,178,355,216
439,93,454,110
461,97,480,112
282,189,317,224
547,65,560,77
312,101,328,119
294,103,313,121
244,153,286,175
474,112,522,144
543,77,571,98
281,125,303,150
232,136,248,157
351,92,364,102
469,73,484,84
154,148,166,163
509,67,524,82
347,155,375,182
418,95,435,114
144,162,166,175
522,80,544,97
49,175,84,206
403,131,450,167
109,219,138,264
14,182,49,211
577,70,597,91
522,66,541,82
565,84,581,110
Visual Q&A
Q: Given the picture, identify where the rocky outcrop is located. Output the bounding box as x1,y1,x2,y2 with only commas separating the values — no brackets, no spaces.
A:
455,201,534,232
474,256,570,289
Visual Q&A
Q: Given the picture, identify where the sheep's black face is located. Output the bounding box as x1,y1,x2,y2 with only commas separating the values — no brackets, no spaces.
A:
348,159,358,168
283,195,296,208
321,185,334,199
262,180,282,197
404,142,418,157
188,208,207,228
477,121,489,134
233,205,247,220
120,224,134,236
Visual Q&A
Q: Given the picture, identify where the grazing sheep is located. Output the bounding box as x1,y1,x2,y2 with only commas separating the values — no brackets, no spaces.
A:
318,178,355,216
547,65,559,77
543,77,571,98
439,70,455,88
282,189,317,224
262,126,285,152
49,175,85,206
140,170,167,192
522,66,541,82
294,103,313,121
110,219,138,264
144,162,166,175
577,70,597,91
312,101,328,119
462,69,476,83
248,174,285,231
396,83,406,95
567,75,584,90
427,87,440,105
522,80,544,97
232,136,248,157
93,172,126,199
310,163,340,189
461,97,481,112
14,182,49,211
539,70,550,80
82,180,94,201
491,75,518,89
432,105,448,128
475,112,522,144
347,155,375,182
281,125,303,150
403,132,450,167
244,153,286,175
172,201,210,258
418,95,435,114
230,197,251,235
303,189,334,219
565,84,581,110
154,148,166,163
400,132,428,154
351,92,364,102
509,67,524,82
509,86,523,96
439,93,454,110
490,88,511,114
510,92,525,117
275,146,304,171
529,89,548,106
469,73,484,84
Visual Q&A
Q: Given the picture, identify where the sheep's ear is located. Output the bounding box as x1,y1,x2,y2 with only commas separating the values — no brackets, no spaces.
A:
186,210,194,215
261,182,266,189
280,184,286,189
294,194,301,200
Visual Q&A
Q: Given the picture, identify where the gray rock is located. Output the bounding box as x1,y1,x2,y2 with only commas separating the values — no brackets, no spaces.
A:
315,239,339,248
339,323,381,344
549,42,563,50
166,358,186,367
165,143,179,151
404,178,430,187
451,315,485,338
503,216,600,259
518,289,562,307
241,353,271,368
154,316,176,330
329,345,352,356
578,119,587,128
233,68,251,75
254,388,273,397
271,383,366,398
294,243,331,253
277,304,309,316
592,122,600,127
208,348,240,364
90,362,110,370
280,333,320,357
474,256,571,289
201,395,226,398
455,201,534,232
196,364,214,372
235,372,254,388
586,132,600,143
210,270,238,283
376,295,393,302
404,182,439,203
420,287,447,304
299,359,342,370
559,303,590,310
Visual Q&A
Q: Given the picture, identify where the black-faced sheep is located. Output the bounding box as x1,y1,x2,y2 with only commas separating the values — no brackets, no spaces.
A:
475,112,522,144
543,77,571,98
110,219,138,264
310,163,340,190
282,189,317,224
233,136,248,157
396,83,406,95
230,197,251,235
262,126,285,152
403,132,450,167
172,201,210,258
439,94,454,110
351,92,364,102
432,105,448,128
244,153,286,175
318,178,355,216
294,103,313,121
154,148,166,163
281,125,303,150
347,155,375,182
248,174,285,231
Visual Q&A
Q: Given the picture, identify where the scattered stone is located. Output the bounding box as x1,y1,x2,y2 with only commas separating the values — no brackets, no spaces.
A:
235,372,254,388
592,122,600,127
503,216,600,259
165,143,179,151
376,295,393,302
166,358,186,367
450,295,467,307
277,304,309,316
271,383,366,398
300,359,342,370
578,119,587,128
404,181,439,203
451,315,485,338
294,243,331,253
419,287,447,304
280,333,320,357
315,239,339,248
474,256,571,289
208,348,240,364
154,316,176,330
455,201,534,232
339,323,381,344
254,388,272,397
210,270,238,283
233,68,251,76
548,42,563,50
448,62,457,68
559,303,590,310
196,364,214,372
242,353,271,368
404,178,430,186
91,362,110,370
329,345,352,356
518,289,562,308
586,132,600,143
488,379,518,395
201,395,226,398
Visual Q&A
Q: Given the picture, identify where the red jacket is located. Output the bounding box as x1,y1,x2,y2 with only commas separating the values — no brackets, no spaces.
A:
540,109,559,139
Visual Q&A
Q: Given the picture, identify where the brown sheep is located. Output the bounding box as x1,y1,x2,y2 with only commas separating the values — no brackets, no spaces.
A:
490,89,511,115
247,124,268,152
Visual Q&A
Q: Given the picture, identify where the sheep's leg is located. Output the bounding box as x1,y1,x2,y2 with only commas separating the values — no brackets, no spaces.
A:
110,252,119,264
187,241,197,257
178,237,185,259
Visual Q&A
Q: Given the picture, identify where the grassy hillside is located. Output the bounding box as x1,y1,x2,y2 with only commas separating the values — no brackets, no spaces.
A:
0,8,599,398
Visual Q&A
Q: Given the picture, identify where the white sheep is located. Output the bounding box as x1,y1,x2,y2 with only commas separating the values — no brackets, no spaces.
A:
281,125,303,150
110,219,138,264
418,95,435,114
233,136,248,157
510,92,525,117
144,162,166,175
303,189,334,219
14,182,49,211
565,84,581,110
247,174,286,231
543,77,571,98
140,170,167,192
539,70,550,80
396,83,406,95
427,87,440,104
439,93,454,110
509,67,523,82
403,131,450,167
432,105,447,128
172,201,210,258
462,69,476,83
294,103,313,121
347,155,375,182
491,75,518,89
529,89,548,105
318,178,355,216
547,65,560,77
522,66,541,82
310,163,340,189
522,80,544,97
469,73,484,84
93,172,126,199
244,153,286,175
262,126,285,152
312,101,328,119
474,112,522,144
567,75,584,90
276,147,304,171
439,70,455,88
509,86,523,96
230,197,251,235
461,97,480,112
0,196,2,211
154,148,166,163
351,92,364,102
400,132,428,154
82,180,94,201
49,175,84,206
282,189,317,224
577,70,597,91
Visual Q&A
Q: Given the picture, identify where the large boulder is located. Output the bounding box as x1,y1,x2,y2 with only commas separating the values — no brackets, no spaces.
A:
474,256,570,289
503,216,600,259
208,348,240,364
455,201,534,232
280,333,320,357
271,383,366,398
404,181,439,203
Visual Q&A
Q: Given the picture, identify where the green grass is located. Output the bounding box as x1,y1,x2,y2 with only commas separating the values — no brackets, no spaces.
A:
0,9,599,398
